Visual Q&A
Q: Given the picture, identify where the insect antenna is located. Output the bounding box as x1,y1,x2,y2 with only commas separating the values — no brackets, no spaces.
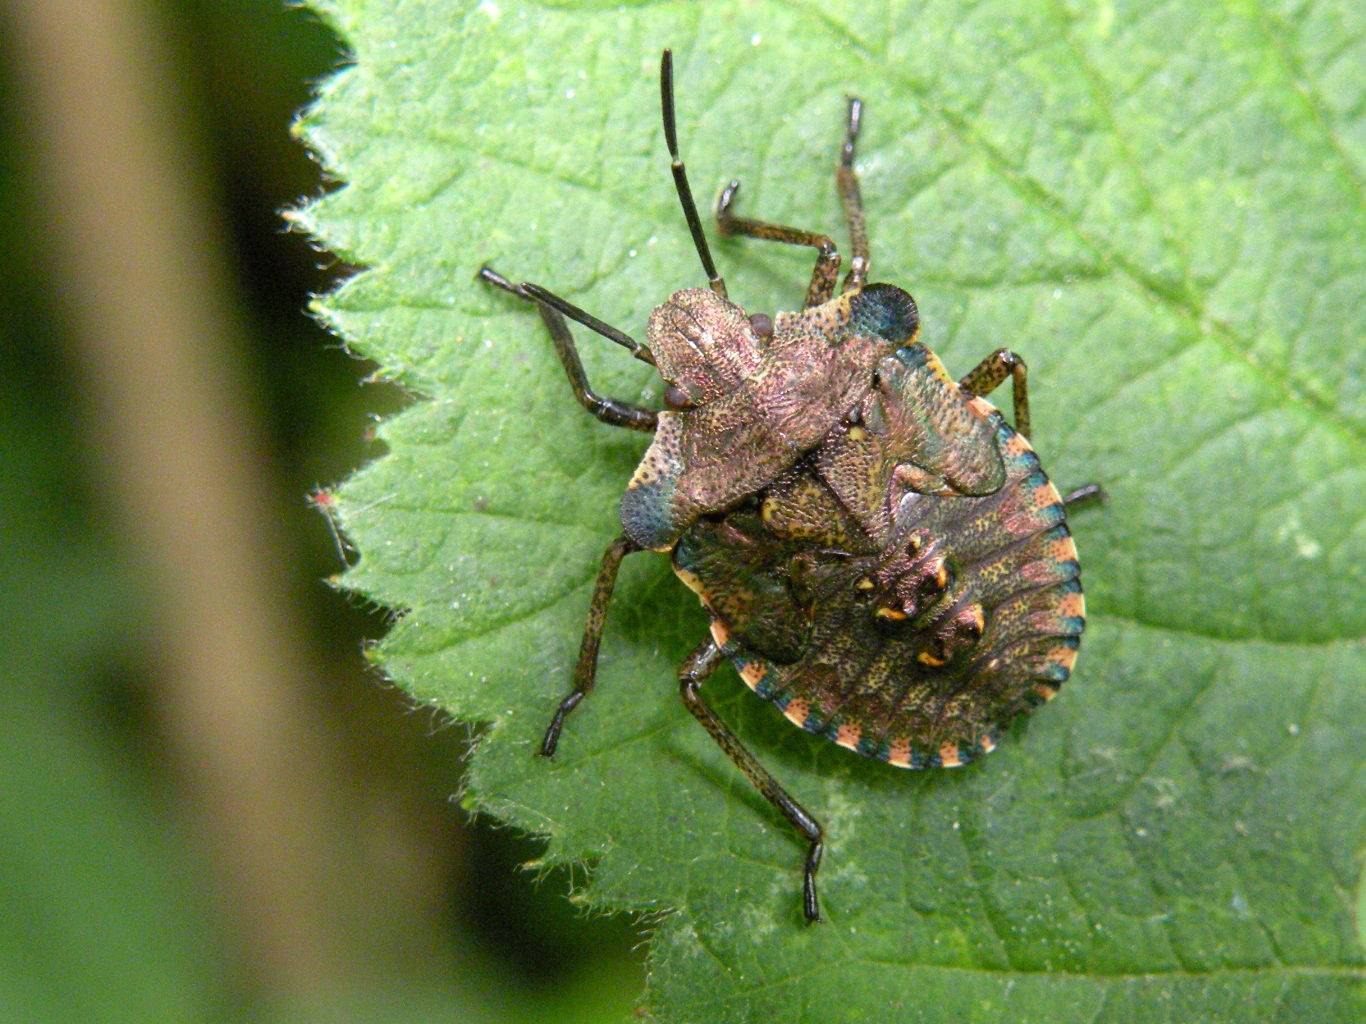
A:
660,50,727,299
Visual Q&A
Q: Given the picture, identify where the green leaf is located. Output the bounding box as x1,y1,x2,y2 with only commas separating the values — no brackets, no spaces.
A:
297,1,1365,1019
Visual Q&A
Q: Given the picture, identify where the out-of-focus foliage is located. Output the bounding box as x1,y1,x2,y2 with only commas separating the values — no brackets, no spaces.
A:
0,1,642,1020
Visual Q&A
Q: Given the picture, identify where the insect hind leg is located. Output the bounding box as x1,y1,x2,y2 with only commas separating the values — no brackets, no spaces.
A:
540,535,642,756
678,639,826,923
1062,483,1107,509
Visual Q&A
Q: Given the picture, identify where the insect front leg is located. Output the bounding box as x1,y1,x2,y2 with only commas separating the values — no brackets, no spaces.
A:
715,180,841,309
478,265,658,432
959,348,1030,439
678,639,826,923
837,97,870,292
540,535,642,756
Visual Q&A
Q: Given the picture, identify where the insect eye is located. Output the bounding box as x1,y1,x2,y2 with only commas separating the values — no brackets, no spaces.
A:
663,384,696,410
749,313,774,338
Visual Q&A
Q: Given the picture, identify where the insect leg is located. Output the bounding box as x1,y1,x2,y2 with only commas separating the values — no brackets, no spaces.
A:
1062,483,1108,509
678,638,826,923
958,348,1030,439
478,266,657,432
837,97,870,292
715,180,841,309
541,535,642,757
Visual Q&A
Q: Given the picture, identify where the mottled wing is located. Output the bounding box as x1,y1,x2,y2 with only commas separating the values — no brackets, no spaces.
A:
620,295,891,550
817,344,1006,542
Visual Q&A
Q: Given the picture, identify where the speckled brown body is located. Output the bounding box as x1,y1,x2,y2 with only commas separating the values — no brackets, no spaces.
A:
672,342,1084,768
620,287,895,551
478,50,1098,922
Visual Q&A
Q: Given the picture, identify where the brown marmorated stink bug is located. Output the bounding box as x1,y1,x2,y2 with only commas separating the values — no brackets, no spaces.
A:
478,51,1102,922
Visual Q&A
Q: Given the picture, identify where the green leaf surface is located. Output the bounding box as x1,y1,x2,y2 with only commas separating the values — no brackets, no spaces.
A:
297,1,1365,1020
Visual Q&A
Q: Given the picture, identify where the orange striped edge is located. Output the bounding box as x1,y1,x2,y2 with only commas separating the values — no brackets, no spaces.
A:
833,721,862,753
887,735,914,767
739,661,767,688
1032,682,1060,702
782,698,811,728
1047,643,1080,677
708,618,770,689
707,617,730,647
966,394,1002,421
1021,528,1080,584
882,733,998,770
1032,480,1064,511
1000,427,1034,457
1048,532,1080,563
1057,589,1086,618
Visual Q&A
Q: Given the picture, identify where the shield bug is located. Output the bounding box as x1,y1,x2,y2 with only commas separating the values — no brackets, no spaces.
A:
478,51,1101,922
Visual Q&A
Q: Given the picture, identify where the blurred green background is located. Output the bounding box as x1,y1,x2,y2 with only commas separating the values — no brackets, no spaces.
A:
0,1,643,1020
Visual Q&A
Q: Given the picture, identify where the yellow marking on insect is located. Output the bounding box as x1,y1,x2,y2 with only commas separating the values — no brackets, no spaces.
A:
739,661,767,688
760,497,778,523
932,560,949,590
672,565,705,596
835,722,862,750
875,606,908,621
847,425,868,441
783,699,810,726
924,350,956,387
855,576,876,591
966,395,998,419
978,734,996,754
939,743,963,768
1002,432,1032,457
1033,682,1059,702
917,649,948,667
708,618,731,647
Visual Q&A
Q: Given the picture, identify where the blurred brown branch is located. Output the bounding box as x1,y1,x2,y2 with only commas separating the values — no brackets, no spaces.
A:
6,0,355,1000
